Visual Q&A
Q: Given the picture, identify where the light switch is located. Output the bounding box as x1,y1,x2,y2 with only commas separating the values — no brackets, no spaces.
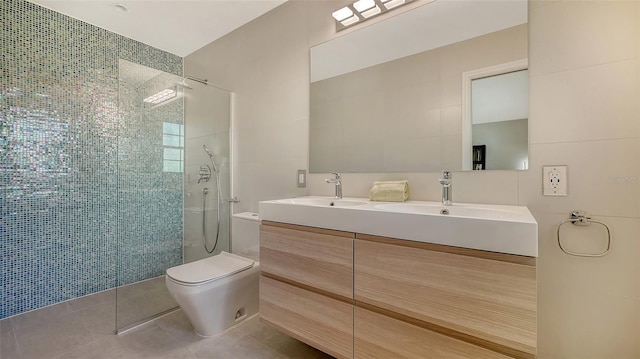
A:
297,169,306,188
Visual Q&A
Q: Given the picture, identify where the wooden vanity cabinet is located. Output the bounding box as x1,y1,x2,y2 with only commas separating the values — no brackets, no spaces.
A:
354,306,513,359
259,221,354,299
259,222,537,359
354,234,537,359
260,276,354,359
259,221,354,359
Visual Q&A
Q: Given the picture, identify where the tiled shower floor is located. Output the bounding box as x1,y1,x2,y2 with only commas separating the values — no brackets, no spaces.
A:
0,281,333,359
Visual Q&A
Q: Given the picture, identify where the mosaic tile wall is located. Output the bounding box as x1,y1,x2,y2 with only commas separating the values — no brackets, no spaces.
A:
0,0,184,319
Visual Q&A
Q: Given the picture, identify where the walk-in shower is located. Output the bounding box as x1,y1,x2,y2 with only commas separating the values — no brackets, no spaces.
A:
0,0,231,336
182,81,232,265
114,60,185,333
115,61,232,333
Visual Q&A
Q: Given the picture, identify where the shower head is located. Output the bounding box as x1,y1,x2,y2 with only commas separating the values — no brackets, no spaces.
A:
203,145,219,173
203,145,213,158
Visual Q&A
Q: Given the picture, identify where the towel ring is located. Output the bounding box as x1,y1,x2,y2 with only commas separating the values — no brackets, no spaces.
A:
557,210,611,257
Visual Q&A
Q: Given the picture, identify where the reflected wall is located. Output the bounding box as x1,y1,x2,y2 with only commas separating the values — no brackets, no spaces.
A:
310,24,527,173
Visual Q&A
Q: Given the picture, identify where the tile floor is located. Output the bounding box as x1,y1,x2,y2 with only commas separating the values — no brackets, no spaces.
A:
1,282,333,359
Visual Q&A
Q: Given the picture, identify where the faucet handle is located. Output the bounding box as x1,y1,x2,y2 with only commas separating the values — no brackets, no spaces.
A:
441,170,451,179
330,172,341,179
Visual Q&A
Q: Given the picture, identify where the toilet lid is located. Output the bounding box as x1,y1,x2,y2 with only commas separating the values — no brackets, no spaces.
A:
166,251,255,285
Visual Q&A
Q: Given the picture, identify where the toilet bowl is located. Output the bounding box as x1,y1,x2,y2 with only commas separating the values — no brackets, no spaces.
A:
165,212,261,337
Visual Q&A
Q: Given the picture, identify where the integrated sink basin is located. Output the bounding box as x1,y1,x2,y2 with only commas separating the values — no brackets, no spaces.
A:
276,197,368,207
374,203,523,220
259,196,538,257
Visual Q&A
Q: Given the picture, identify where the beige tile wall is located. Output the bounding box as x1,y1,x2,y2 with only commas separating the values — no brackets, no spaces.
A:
185,0,640,357
525,1,640,357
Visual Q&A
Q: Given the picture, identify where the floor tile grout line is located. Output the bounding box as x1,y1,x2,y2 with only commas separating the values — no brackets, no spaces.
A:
11,327,24,359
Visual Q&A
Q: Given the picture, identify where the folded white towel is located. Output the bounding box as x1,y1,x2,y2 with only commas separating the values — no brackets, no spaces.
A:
369,180,409,202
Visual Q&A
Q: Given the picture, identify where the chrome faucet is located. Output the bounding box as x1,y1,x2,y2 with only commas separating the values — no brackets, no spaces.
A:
325,172,342,199
439,171,452,206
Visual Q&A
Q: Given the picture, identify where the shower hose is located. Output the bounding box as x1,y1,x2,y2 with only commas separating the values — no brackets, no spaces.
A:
202,169,221,254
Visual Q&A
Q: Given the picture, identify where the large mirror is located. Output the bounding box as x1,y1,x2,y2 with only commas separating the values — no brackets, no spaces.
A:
310,0,528,173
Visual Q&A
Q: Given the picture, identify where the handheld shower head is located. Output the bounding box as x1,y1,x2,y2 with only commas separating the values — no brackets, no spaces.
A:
203,145,213,158
203,145,219,173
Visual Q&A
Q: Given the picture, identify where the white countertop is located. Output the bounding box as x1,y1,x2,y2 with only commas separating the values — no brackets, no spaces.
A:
259,196,538,257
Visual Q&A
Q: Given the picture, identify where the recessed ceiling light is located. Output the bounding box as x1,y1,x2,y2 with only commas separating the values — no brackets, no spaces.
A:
113,4,129,12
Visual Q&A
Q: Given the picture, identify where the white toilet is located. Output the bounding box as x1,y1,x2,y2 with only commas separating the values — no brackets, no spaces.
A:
165,212,261,337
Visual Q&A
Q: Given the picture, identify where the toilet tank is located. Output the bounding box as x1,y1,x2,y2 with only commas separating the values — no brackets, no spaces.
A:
231,212,260,260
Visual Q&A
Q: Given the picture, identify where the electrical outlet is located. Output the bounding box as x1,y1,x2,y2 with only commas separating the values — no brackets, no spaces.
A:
543,165,567,196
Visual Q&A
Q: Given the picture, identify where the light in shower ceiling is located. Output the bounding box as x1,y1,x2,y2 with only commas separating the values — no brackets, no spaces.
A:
143,88,176,104
332,0,416,31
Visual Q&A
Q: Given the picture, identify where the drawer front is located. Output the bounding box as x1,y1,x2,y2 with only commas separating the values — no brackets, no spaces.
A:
260,222,353,299
355,306,512,359
354,238,536,358
260,275,354,359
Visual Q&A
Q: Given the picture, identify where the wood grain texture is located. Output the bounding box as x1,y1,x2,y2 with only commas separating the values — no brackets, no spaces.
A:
355,306,513,359
261,272,354,305
260,275,353,359
261,221,354,238
357,302,531,359
354,239,537,357
260,223,354,299
356,233,536,266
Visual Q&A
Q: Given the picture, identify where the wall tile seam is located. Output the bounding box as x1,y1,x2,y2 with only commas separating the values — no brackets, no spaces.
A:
184,132,231,140
528,210,640,221
528,137,640,146
528,56,640,79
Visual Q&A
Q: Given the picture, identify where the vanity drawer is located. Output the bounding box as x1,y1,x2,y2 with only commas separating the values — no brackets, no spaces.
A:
355,306,512,359
260,221,354,299
260,275,354,359
354,236,536,359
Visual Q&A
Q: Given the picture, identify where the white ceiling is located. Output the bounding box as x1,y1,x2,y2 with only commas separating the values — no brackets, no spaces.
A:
28,0,287,57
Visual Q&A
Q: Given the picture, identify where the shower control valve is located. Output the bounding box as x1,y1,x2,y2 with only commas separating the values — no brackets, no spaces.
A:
198,165,212,183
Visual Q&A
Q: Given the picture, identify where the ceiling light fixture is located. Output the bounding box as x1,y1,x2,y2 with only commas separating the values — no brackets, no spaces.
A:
354,0,381,18
353,0,375,12
332,0,416,31
332,6,359,26
381,0,406,10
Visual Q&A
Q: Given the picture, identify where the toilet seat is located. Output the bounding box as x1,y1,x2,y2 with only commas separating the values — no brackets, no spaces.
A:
166,251,255,286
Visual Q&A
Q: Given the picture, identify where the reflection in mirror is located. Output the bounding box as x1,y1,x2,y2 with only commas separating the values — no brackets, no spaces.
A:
309,0,528,173
470,70,529,171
